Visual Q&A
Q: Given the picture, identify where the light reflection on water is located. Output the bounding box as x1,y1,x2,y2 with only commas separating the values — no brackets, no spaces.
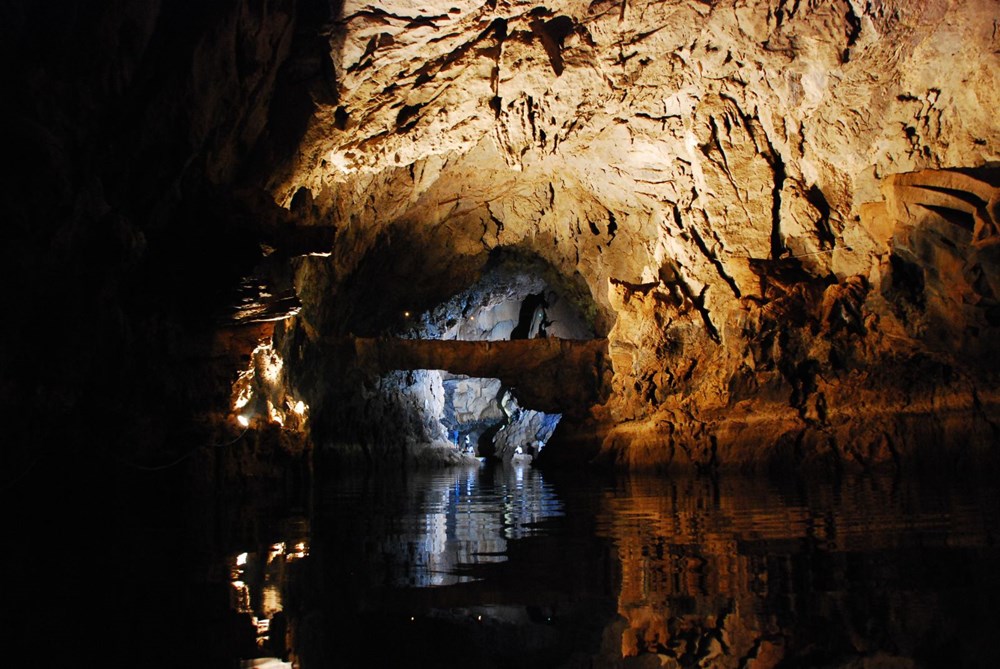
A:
591,475,1000,666
224,468,1000,668
226,518,310,661
317,461,564,587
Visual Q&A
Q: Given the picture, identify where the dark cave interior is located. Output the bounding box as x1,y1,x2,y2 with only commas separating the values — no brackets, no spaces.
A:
3,1,1000,667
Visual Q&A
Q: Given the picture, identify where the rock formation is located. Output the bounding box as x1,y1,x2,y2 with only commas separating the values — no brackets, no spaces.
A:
5,4,1000,663
268,0,1000,469
5,0,1000,473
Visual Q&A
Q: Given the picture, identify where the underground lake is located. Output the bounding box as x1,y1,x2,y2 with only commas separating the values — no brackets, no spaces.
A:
15,459,990,669
7,1,1000,667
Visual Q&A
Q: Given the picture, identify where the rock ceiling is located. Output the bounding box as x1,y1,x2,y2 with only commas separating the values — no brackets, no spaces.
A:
273,0,998,325
256,0,1000,467
6,0,998,470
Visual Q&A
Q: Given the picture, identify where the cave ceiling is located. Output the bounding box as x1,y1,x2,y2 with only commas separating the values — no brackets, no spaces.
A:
269,0,999,337
261,0,1000,467
7,0,998,471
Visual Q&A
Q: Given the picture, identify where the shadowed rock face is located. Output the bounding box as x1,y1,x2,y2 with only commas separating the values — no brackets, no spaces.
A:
6,0,1000,472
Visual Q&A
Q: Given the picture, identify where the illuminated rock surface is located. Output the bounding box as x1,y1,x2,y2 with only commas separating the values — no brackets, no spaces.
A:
5,0,1000,472
9,2,1000,666
267,0,1000,468
5,0,1000,531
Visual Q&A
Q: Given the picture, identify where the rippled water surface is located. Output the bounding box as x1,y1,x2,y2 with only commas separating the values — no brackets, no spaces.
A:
221,465,999,669
317,464,566,587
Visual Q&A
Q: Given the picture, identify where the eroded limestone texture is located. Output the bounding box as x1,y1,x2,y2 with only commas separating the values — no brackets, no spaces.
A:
267,0,1000,469
6,3,1000,661
7,0,1000,473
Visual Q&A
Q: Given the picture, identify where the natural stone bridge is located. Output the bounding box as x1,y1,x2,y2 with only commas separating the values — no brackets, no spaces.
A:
325,336,610,415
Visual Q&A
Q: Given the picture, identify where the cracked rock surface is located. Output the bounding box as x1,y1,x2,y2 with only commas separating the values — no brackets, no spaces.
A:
7,0,998,471
274,0,1000,468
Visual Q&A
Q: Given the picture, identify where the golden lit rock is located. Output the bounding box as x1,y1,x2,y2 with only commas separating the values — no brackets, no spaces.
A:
8,0,1000,476
247,0,1000,468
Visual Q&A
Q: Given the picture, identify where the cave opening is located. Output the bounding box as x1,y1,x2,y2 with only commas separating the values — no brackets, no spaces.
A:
283,245,606,466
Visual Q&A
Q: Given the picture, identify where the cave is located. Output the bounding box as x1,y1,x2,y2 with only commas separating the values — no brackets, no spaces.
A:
4,1,1000,667
282,245,606,466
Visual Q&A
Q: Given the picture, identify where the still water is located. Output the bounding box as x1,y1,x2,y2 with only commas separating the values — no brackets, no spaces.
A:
224,464,999,669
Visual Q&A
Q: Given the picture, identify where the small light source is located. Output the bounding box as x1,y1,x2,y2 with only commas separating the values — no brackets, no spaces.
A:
236,552,248,566
403,311,411,318
292,400,306,415
237,415,250,427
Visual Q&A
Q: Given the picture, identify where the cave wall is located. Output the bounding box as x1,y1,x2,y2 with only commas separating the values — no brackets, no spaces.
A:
3,3,339,660
8,0,999,475
272,0,1000,469
2,0,338,476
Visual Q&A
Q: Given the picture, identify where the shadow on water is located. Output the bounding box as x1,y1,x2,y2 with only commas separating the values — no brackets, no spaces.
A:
224,464,1000,669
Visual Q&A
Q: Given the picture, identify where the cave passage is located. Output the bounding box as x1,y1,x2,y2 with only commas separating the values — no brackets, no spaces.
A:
307,335,609,462
290,246,608,462
9,2,1000,667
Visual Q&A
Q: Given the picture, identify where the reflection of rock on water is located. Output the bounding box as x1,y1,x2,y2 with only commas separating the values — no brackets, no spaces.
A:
329,463,565,588
227,525,310,664
601,475,1000,668
273,470,1000,668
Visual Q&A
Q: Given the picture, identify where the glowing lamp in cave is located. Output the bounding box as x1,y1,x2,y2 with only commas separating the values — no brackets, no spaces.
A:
236,415,250,427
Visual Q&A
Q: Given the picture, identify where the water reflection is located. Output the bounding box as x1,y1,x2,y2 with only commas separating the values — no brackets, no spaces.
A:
224,469,999,668
228,533,309,660
316,462,564,587
595,475,1000,668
